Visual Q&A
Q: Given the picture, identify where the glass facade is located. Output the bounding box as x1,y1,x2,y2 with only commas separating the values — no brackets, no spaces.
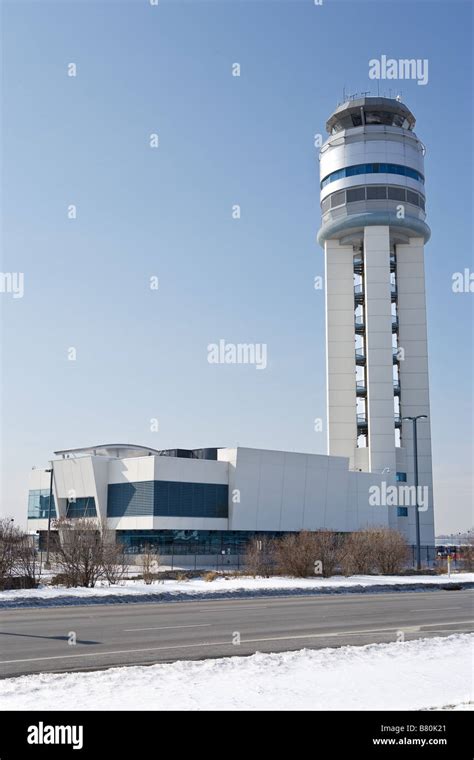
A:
321,163,424,189
116,529,285,555
107,481,228,519
331,111,412,134
66,497,97,518
27,489,56,519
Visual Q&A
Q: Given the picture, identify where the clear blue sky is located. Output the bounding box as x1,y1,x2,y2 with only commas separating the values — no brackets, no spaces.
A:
1,0,472,534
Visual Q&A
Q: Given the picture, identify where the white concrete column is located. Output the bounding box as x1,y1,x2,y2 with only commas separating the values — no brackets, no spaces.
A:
325,239,357,465
396,238,435,545
364,226,397,476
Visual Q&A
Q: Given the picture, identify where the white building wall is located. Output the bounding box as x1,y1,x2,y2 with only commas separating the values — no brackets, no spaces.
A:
107,456,154,485
106,455,228,486
154,456,228,485
90,457,112,522
226,448,389,533
396,237,435,545
50,457,99,520
107,516,228,531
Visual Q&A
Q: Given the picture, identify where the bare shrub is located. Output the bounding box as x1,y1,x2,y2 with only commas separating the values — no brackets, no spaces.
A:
204,571,218,582
139,543,160,584
49,573,70,586
340,528,409,576
311,530,343,577
101,533,129,585
54,517,104,587
275,530,342,578
244,536,276,577
274,533,309,577
340,530,376,576
370,527,409,574
461,539,474,572
13,534,42,588
0,519,25,589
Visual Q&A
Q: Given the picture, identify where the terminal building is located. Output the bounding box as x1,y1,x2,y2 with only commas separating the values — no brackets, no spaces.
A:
27,96,435,556
28,443,392,556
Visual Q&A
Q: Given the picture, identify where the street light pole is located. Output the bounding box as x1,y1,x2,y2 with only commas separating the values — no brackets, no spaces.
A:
44,463,54,569
402,415,428,571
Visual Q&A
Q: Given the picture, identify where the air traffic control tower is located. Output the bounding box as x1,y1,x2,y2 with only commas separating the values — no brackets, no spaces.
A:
318,96,434,544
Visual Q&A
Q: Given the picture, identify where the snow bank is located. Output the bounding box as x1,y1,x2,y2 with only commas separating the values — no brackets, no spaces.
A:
0,635,471,711
0,573,472,609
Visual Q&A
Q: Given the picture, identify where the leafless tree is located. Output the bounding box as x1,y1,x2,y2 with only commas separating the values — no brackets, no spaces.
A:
53,517,104,587
244,536,276,577
139,543,160,584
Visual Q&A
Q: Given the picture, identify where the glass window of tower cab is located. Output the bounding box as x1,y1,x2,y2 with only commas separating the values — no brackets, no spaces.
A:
326,96,416,134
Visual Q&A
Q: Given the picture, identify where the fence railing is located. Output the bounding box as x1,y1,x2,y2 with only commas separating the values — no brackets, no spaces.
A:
34,545,461,574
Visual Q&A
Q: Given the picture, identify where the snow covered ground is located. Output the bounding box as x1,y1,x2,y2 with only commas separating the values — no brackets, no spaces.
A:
0,635,471,711
1,573,472,608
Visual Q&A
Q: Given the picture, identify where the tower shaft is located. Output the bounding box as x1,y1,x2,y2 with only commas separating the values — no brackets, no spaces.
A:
319,96,434,545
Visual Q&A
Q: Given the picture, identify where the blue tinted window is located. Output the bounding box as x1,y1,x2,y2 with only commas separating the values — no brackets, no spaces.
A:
107,481,228,519
321,163,424,189
66,497,97,518
155,481,170,516
397,507,408,517
117,529,283,555
28,490,56,519
108,481,154,517
396,472,407,482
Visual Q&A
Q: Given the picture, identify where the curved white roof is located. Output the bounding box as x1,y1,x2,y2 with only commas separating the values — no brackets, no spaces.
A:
54,443,163,458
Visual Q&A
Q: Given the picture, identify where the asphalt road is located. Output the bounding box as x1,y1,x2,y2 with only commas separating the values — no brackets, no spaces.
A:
0,589,472,678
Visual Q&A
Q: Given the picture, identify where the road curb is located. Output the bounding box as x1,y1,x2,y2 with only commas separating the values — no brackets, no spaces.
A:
1,581,473,609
